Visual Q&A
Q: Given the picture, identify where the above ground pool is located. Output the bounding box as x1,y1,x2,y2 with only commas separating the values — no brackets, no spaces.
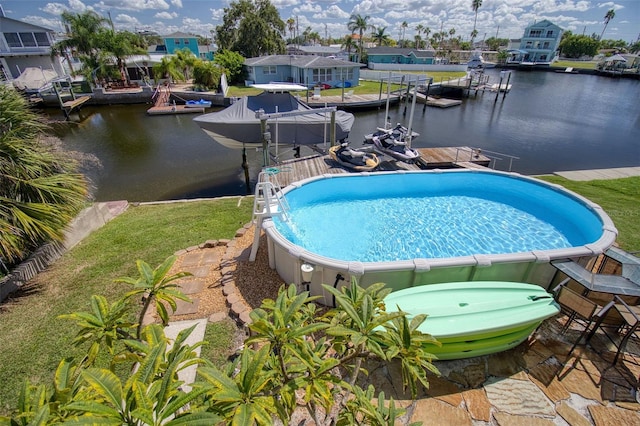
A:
261,170,617,305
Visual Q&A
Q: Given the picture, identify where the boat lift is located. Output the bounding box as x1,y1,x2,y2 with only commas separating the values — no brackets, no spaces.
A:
256,106,339,167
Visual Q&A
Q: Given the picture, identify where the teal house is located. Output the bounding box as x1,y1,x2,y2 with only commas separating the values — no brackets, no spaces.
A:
508,20,563,64
366,47,435,66
162,31,214,60
244,55,362,88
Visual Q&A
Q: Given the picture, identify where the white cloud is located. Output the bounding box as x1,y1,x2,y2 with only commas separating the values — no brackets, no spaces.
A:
171,0,183,7
41,3,69,15
313,5,350,20
210,8,225,21
155,11,178,19
21,15,65,32
93,0,170,12
114,13,142,26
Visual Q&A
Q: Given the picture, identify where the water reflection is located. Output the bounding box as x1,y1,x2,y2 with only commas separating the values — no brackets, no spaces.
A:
50,70,639,202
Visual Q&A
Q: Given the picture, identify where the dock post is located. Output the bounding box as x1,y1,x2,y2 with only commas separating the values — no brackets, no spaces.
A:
242,147,251,194
422,79,431,113
494,72,505,103
260,118,269,167
330,111,336,146
502,71,511,101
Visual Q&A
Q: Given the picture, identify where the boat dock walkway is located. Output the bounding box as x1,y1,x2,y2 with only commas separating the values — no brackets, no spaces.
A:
304,92,402,109
147,85,205,115
266,146,491,188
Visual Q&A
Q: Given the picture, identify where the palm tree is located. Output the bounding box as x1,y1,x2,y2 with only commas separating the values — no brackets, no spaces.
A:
100,30,147,83
424,27,432,48
400,21,409,47
0,86,88,267
600,9,616,40
341,34,358,62
372,26,391,47
347,14,371,63
53,11,109,78
415,24,425,49
286,17,296,42
471,0,483,46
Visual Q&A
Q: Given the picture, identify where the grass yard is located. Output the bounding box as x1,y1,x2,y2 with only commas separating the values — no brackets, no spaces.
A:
553,60,598,70
0,197,253,415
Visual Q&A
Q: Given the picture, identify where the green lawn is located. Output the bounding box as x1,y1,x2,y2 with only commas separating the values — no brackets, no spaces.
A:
0,198,253,415
553,60,598,70
1,175,638,414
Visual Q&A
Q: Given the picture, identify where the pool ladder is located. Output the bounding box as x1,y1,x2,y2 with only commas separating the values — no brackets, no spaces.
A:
250,170,290,261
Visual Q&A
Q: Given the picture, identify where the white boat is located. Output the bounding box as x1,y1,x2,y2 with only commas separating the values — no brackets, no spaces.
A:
194,85,355,149
372,134,420,163
364,123,419,144
467,51,496,69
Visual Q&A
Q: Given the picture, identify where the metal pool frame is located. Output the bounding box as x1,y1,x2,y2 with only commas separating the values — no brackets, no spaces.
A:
261,169,618,306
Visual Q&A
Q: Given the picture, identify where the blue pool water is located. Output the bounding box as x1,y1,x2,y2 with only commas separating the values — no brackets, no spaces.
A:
273,171,605,263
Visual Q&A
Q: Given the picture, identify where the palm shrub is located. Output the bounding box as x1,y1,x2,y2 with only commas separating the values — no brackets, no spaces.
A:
0,85,88,269
1,259,438,425
193,61,223,91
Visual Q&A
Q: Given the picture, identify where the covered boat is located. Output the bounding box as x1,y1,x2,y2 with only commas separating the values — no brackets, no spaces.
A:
329,143,380,172
193,91,355,149
383,282,559,360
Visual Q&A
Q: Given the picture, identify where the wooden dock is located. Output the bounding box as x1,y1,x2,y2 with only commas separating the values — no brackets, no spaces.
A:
304,93,402,109
415,93,462,108
146,104,204,115
264,146,491,188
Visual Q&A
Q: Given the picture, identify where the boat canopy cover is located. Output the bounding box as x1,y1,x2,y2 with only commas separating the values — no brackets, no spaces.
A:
194,92,355,147
12,67,59,91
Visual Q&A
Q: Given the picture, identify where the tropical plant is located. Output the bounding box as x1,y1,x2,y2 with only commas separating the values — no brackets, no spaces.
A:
341,34,358,62
201,281,439,424
215,0,286,57
213,49,245,84
117,256,192,338
600,8,616,40
193,61,224,90
372,26,392,47
100,30,148,83
0,86,88,268
347,13,372,63
286,17,296,42
153,56,184,83
400,21,408,47
559,34,600,58
471,0,483,45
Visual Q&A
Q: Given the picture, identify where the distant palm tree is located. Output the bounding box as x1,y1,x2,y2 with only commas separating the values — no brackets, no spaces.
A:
471,0,483,45
372,26,391,47
424,27,432,48
341,35,358,61
600,9,616,40
415,24,425,49
347,14,372,63
287,17,296,42
400,21,408,47
52,11,109,77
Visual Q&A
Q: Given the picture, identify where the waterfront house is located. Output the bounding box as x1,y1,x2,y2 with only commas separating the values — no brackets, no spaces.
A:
244,54,362,88
161,31,214,61
0,13,64,81
508,20,563,65
366,47,436,68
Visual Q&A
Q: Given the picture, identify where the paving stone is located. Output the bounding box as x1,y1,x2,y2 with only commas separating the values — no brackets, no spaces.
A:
461,388,491,422
185,245,200,252
488,350,525,377
493,411,555,426
181,265,210,278
426,374,463,407
528,368,571,403
208,312,228,323
220,266,236,276
238,311,252,325
588,404,640,426
172,298,200,315
556,401,592,426
222,283,237,296
181,251,202,267
484,377,556,417
231,301,249,315
557,365,604,403
615,401,640,411
218,239,231,246
201,251,219,264
203,239,218,248
227,292,241,304
600,378,636,403
235,228,246,237
178,279,204,295
410,398,472,425
174,249,187,256
448,363,486,388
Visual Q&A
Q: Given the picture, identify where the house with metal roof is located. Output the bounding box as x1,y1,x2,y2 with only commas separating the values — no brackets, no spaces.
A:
0,13,64,80
244,54,362,88
161,31,214,60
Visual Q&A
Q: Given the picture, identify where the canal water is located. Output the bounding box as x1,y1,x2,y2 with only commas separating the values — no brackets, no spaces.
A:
51,69,639,202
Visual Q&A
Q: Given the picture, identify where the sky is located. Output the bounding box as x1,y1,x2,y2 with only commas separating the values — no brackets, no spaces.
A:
1,0,638,43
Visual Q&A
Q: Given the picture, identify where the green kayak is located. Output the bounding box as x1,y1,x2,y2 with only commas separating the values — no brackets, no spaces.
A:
383,281,560,360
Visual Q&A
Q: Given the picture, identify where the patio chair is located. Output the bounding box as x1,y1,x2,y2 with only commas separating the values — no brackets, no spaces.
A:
553,278,599,355
585,295,640,365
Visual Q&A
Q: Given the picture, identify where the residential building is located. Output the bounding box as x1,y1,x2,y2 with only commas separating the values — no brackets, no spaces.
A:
366,47,436,67
509,20,563,64
158,32,214,60
0,12,64,80
244,54,362,88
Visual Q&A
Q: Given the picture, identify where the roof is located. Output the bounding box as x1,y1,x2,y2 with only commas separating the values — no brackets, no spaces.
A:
163,31,197,39
290,45,342,55
366,47,435,58
0,16,54,33
245,55,361,69
524,19,562,31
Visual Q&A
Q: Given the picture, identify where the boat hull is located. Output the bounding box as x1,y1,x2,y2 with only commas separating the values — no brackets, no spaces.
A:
383,281,559,360
329,145,380,171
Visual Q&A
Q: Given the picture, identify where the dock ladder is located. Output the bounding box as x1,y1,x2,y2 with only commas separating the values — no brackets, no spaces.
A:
249,169,290,261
